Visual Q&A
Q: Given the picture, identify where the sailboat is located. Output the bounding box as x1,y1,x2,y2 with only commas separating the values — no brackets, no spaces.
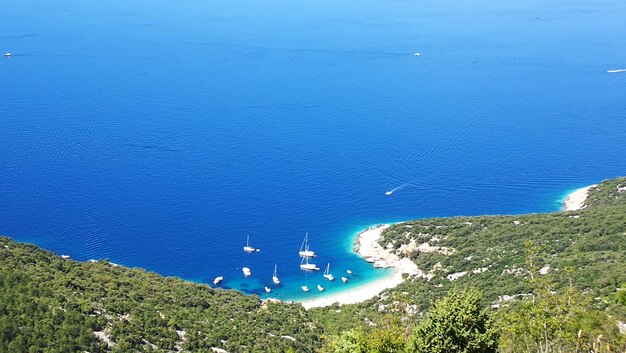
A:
213,276,223,285
298,233,316,258
243,235,256,253
317,284,324,292
323,263,334,281
272,264,280,285
242,267,251,276
300,257,319,271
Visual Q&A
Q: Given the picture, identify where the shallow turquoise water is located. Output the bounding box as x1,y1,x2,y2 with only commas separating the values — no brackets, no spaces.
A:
1,0,625,301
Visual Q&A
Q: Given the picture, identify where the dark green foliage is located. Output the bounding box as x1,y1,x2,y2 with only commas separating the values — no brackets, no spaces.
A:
406,289,498,353
0,239,321,352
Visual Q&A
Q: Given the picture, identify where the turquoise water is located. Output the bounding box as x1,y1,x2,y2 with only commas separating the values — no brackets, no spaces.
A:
1,0,625,301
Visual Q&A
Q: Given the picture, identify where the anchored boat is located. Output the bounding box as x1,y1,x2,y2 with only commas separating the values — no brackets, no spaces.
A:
323,263,334,281
298,233,316,258
272,264,280,285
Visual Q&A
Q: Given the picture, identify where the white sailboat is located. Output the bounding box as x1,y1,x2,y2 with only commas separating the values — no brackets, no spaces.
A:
317,284,324,292
242,267,251,276
272,264,280,285
301,285,309,292
300,257,319,271
243,235,256,253
298,232,316,258
213,276,223,285
323,263,334,281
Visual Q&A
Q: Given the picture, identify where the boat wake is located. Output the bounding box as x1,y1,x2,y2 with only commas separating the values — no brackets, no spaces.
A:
385,183,410,196
607,69,626,73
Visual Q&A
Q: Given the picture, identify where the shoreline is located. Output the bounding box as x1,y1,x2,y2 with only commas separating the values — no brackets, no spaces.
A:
299,183,597,309
562,184,596,211
299,225,419,309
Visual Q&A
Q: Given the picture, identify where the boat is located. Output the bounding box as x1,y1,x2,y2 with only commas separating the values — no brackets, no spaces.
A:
298,233,316,258
213,276,223,285
323,263,334,281
243,235,256,253
300,257,320,271
341,277,348,283
264,286,271,293
272,264,280,285
385,191,393,196
413,52,421,57
60,255,70,259
317,284,324,292
346,269,352,274
301,286,309,292
607,69,626,73
4,53,11,57
242,267,251,276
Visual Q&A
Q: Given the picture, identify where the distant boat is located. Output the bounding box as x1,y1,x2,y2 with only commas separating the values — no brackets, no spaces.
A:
300,257,320,271
242,267,251,277
301,286,309,292
298,233,316,258
341,276,348,283
213,276,223,285
323,263,334,281
60,255,70,259
264,286,271,293
385,191,393,196
413,52,421,57
272,264,280,285
317,284,324,292
346,269,352,274
243,235,256,253
4,53,11,57
607,69,626,73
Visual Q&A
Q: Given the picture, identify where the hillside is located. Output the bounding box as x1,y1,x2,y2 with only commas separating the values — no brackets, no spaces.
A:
2,177,626,352
0,240,321,352
310,178,626,334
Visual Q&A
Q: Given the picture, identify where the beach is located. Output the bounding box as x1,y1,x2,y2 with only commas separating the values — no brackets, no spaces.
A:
562,184,597,211
300,225,419,309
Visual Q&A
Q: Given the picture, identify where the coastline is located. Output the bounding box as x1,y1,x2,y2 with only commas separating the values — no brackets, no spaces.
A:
300,183,598,309
300,225,419,309
562,184,597,211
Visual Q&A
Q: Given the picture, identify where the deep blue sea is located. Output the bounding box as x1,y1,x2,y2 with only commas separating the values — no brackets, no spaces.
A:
1,0,625,301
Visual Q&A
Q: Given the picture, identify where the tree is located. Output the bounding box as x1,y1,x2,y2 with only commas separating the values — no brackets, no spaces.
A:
406,289,498,353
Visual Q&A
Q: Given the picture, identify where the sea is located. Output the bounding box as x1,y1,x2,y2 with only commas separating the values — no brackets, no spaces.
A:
1,0,625,302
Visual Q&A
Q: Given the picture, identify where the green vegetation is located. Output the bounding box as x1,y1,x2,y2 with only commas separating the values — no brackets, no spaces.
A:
1,177,625,352
0,239,321,352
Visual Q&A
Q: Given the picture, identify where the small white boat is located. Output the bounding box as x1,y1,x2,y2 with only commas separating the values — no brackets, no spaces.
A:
264,286,271,293
385,191,393,196
243,234,256,253
272,264,280,285
413,52,421,57
346,269,352,274
213,276,223,285
298,232,316,258
301,286,309,292
607,69,626,73
60,255,70,259
317,284,324,292
242,267,251,277
341,277,348,283
300,257,320,271
323,263,334,281
4,53,11,57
